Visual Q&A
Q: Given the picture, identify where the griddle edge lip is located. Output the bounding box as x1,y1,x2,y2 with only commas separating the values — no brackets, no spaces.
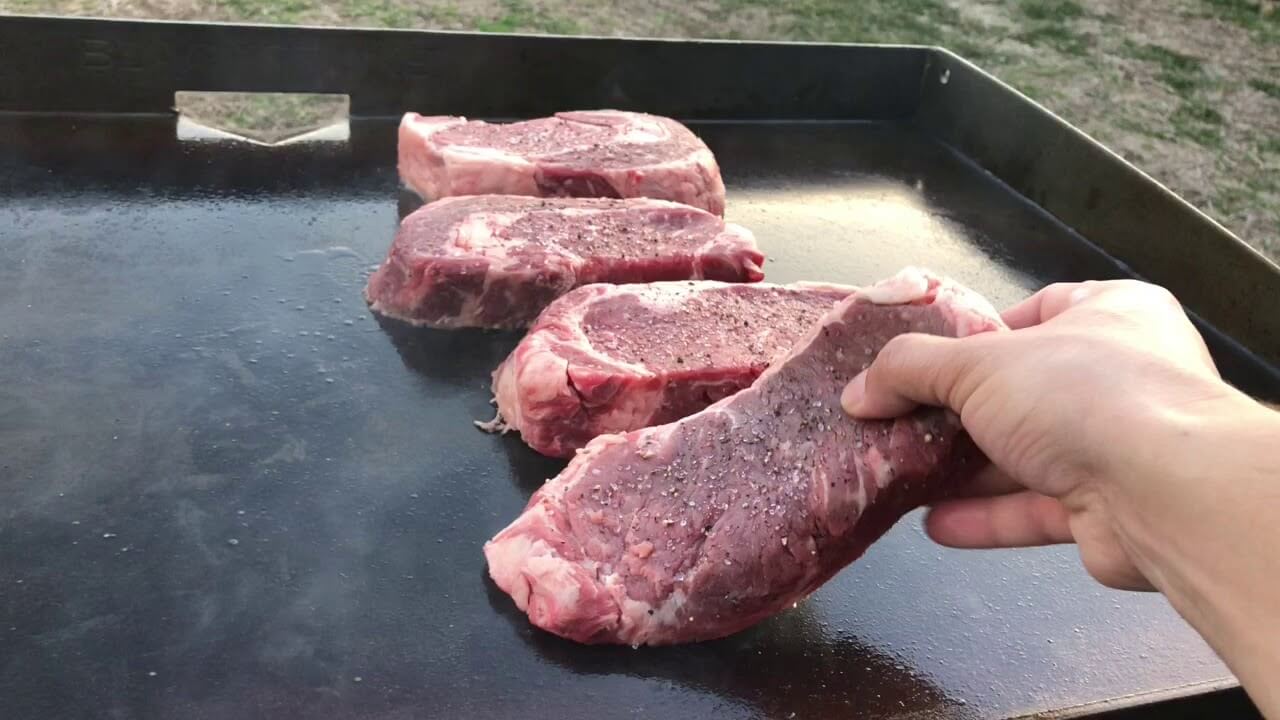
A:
1024,678,1253,720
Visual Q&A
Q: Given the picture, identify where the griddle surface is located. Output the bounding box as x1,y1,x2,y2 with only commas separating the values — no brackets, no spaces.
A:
1,117,1269,720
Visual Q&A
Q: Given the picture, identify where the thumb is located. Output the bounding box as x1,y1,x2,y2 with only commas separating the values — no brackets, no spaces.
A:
841,332,985,419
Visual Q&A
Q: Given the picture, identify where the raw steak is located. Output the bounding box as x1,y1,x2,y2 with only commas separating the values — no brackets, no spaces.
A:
398,110,727,215
488,281,852,458
484,267,1006,645
364,195,764,329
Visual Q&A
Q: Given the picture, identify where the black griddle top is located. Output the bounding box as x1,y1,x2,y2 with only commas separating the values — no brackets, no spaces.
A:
2,115,1271,720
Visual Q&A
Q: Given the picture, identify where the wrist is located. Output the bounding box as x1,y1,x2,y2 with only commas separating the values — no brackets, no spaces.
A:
1109,389,1278,580
1106,391,1280,711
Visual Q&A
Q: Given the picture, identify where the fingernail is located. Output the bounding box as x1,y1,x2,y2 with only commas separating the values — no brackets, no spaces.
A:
841,372,867,415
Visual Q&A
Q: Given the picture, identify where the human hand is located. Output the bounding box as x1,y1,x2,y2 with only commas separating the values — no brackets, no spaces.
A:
841,280,1240,590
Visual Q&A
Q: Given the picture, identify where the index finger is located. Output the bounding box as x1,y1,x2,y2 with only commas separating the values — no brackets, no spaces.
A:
924,492,1074,549
1001,282,1098,329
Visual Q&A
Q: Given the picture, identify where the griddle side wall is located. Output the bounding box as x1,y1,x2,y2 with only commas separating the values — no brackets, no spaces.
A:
0,16,926,121
914,49,1280,366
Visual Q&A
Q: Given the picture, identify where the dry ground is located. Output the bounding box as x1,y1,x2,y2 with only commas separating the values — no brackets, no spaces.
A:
2,0,1277,260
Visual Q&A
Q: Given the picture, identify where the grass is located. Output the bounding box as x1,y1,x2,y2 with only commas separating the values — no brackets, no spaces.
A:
1250,78,1280,99
1020,0,1085,22
1124,41,1207,96
475,0,578,33
1013,1,1091,56
217,0,306,24
1118,40,1233,150
1199,0,1280,39
1014,23,1090,56
1171,99,1226,147
1113,115,1176,143
719,0,964,44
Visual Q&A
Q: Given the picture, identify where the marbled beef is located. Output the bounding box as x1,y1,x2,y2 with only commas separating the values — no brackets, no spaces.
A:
488,281,852,457
398,110,726,215
365,196,763,329
484,268,1006,645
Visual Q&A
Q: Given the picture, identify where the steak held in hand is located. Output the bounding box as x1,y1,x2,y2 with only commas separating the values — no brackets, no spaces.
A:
484,268,1005,645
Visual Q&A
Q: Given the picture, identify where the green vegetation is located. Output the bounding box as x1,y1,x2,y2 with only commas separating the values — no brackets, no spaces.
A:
475,0,578,34
1250,78,1280,100
1113,115,1175,143
216,0,308,24
1020,0,1085,22
1014,22,1090,55
718,0,964,44
1124,42,1207,96
1197,0,1280,41
1012,0,1091,56
1171,99,1225,148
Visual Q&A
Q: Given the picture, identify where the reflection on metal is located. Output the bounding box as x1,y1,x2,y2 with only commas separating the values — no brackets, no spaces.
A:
177,116,351,145
174,91,350,145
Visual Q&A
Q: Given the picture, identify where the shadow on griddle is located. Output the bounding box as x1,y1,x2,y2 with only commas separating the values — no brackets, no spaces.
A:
397,188,425,221
497,432,567,496
373,309,568,493
373,311,522,387
483,573,963,719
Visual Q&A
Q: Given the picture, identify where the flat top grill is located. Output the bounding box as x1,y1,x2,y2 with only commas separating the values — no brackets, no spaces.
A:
1,16,1276,720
